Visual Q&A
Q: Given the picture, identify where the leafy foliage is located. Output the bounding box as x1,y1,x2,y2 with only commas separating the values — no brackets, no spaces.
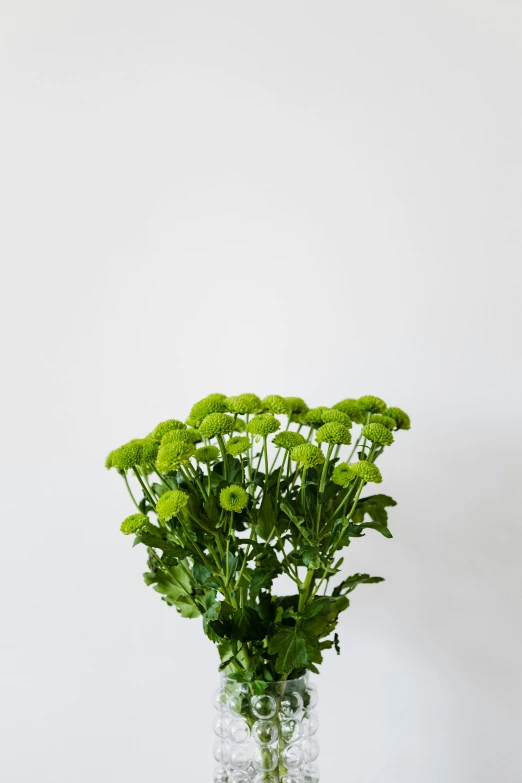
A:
106,392,410,681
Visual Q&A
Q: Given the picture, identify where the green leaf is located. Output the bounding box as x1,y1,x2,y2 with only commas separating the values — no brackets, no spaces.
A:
268,626,309,674
257,493,276,541
192,560,211,585
332,573,385,596
229,607,265,642
221,552,238,581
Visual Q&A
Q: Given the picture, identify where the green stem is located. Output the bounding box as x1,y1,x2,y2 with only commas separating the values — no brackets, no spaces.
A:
263,435,269,491
315,443,334,534
300,467,308,516
122,472,141,512
217,435,229,481
298,569,315,613
132,468,156,508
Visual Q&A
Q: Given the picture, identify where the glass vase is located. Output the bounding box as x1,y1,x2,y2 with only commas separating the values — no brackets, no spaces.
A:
212,674,320,783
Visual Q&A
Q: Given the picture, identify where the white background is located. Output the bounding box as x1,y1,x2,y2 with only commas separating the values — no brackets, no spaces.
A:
1,1,521,781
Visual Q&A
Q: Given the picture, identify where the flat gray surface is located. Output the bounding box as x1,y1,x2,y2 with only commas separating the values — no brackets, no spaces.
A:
1,1,521,780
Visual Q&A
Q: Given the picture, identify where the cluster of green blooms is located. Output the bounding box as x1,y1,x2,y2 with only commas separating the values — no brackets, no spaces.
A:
106,393,410,681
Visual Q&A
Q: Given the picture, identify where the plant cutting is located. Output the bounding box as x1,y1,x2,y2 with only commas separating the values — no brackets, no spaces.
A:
106,393,411,783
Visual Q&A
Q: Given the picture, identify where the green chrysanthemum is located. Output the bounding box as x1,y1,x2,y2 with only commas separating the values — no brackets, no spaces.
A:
161,429,192,444
290,444,325,468
156,442,196,473
156,490,189,521
120,513,150,535
361,423,394,446
219,484,249,513
357,395,387,414
194,445,220,464
186,428,203,444
315,422,352,446
247,413,281,437
225,394,261,415
332,399,366,424
261,395,291,415
111,440,145,471
322,409,353,428
189,394,228,425
105,450,115,469
384,407,411,430
348,460,382,484
149,419,186,441
273,431,307,450
304,407,330,426
332,462,357,488
226,436,251,457
199,413,235,439
234,418,246,433
370,414,397,431
285,397,309,416
140,438,159,466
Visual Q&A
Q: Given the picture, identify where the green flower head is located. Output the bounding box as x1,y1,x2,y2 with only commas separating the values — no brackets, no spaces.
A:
149,419,186,442
225,394,261,415
120,513,149,535
111,440,146,471
156,441,195,473
161,429,192,445
234,418,246,433
273,431,307,450
194,445,220,464
285,397,309,416
348,460,382,484
357,395,387,414
371,414,397,431
140,438,159,466
384,406,411,430
226,436,251,457
332,399,366,424
315,422,352,446
219,484,249,513
261,395,291,415
361,422,394,446
156,490,189,521
332,462,357,488
189,394,228,425
105,450,115,469
304,407,330,426
322,409,353,428
247,413,281,437
290,443,325,468
199,413,235,439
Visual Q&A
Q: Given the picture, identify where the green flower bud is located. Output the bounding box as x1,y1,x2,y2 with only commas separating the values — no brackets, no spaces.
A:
322,409,352,428
332,399,366,424
331,462,357,488
357,395,387,414
285,397,309,415
234,418,246,433
194,445,220,464
348,460,382,484
189,394,228,425
156,442,196,473
247,413,281,437
384,406,411,430
225,394,261,415
304,407,330,426
315,422,352,445
120,513,149,535
290,444,325,468
261,395,291,415
161,429,192,444
370,414,397,431
361,423,394,446
149,419,186,442
272,431,307,450
226,436,251,457
199,413,235,439
156,490,189,521
219,484,249,512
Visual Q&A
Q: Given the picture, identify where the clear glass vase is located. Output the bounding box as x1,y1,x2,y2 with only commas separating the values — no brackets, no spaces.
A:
212,674,320,783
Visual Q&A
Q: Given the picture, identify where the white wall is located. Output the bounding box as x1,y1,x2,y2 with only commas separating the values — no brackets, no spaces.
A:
1,2,521,781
